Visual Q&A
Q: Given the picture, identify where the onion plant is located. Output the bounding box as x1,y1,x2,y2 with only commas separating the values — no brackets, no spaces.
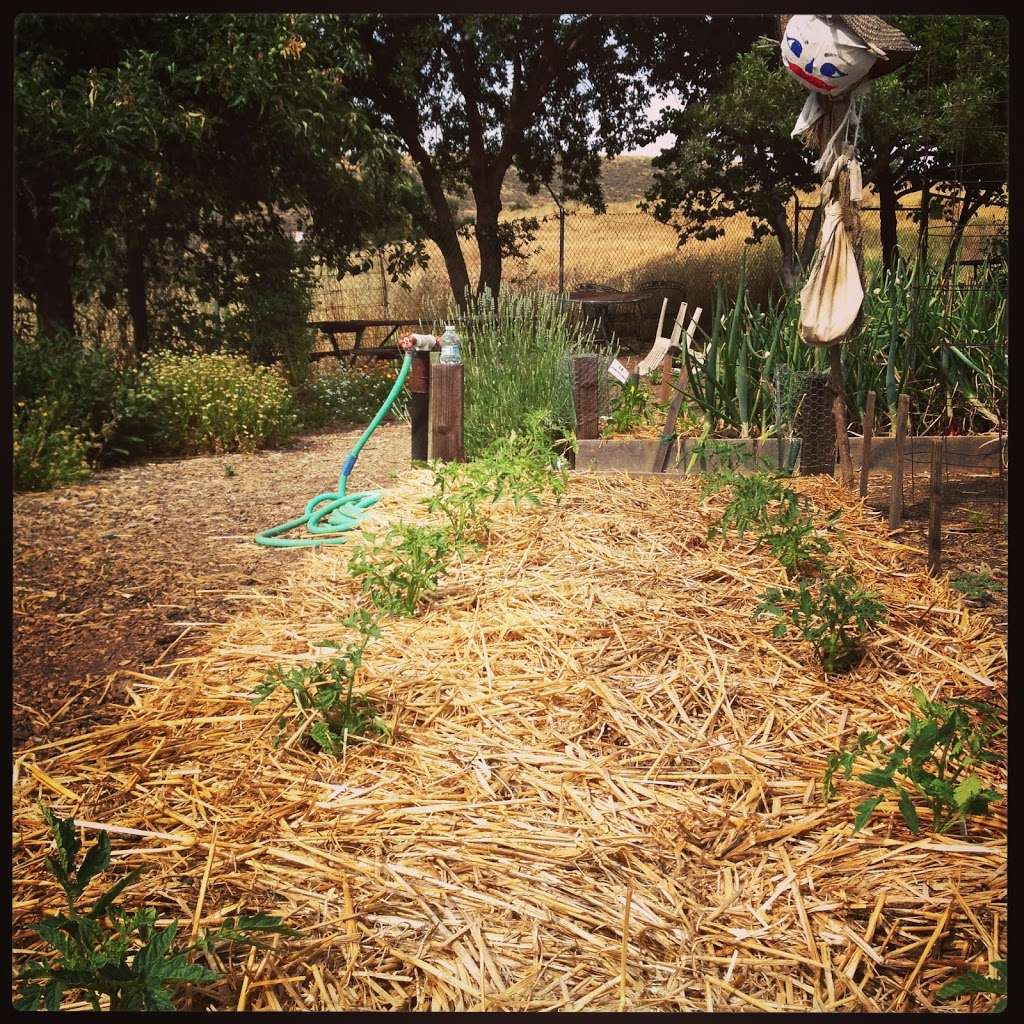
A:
679,257,1005,439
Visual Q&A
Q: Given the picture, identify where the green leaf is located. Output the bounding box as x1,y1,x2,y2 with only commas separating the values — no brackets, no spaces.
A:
309,720,340,756
853,795,884,833
74,830,111,897
858,768,896,789
89,865,146,919
936,970,1005,999
898,789,920,834
953,775,984,810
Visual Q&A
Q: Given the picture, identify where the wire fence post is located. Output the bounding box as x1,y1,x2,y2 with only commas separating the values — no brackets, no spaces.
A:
888,394,911,531
572,354,599,440
927,437,943,574
859,390,876,498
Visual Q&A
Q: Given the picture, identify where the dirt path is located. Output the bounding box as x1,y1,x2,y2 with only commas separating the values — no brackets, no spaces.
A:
13,423,411,747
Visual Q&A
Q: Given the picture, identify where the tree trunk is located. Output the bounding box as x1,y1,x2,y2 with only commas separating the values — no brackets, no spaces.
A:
474,189,503,297
875,158,899,273
941,188,984,279
33,250,77,339
16,193,77,338
770,206,801,291
126,229,151,355
799,203,824,272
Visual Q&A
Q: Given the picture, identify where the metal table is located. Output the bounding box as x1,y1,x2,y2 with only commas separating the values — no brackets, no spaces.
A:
565,290,650,350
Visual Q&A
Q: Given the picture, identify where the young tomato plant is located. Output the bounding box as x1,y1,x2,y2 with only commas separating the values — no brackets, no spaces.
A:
756,491,840,577
348,524,453,617
603,378,661,436
251,609,388,754
15,807,295,1011
755,568,886,673
822,688,1004,835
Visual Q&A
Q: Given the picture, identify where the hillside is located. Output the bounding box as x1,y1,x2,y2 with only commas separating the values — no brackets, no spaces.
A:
498,155,655,211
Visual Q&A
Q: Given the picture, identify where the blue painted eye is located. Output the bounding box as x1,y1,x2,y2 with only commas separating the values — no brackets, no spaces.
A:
820,63,847,79
787,36,802,58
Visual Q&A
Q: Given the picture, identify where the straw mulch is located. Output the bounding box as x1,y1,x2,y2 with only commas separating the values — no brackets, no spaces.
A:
12,471,1006,1011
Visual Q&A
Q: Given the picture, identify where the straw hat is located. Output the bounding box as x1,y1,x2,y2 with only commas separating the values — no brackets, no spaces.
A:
777,15,917,79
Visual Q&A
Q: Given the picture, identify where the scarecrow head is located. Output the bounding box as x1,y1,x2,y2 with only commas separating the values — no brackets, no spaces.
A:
779,15,916,96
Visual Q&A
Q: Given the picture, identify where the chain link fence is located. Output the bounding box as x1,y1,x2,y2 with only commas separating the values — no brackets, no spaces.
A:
313,193,1006,327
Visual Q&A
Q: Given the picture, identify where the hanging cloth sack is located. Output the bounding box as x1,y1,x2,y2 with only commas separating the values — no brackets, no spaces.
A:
798,197,863,346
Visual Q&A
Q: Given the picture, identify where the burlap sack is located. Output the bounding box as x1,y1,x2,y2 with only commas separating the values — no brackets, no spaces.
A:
798,200,863,346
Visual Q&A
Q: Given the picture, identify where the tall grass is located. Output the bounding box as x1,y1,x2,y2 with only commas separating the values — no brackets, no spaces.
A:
681,257,1006,438
422,289,599,456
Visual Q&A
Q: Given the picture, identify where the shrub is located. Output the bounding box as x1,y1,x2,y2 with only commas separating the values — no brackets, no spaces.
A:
13,400,93,492
300,362,409,428
13,331,152,468
424,409,572,547
348,524,454,617
137,351,299,455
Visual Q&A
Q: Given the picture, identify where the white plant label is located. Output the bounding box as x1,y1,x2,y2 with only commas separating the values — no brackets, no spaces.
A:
607,359,630,383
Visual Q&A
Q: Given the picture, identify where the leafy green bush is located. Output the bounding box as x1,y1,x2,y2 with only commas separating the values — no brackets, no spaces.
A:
603,378,662,436
755,568,886,673
424,289,597,456
823,688,1004,835
14,331,153,469
138,351,299,454
301,362,409,428
13,400,93,491
15,806,295,1011
949,570,1005,602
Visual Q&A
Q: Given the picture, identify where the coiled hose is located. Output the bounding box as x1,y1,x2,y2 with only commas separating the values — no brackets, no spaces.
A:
255,353,412,549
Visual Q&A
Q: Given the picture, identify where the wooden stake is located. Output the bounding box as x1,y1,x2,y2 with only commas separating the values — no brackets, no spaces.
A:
927,438,943,575
430,362,465,463
830,345,855,489
572,355,599,440
888,394,910,531
859,391,876,499
658,354,672,404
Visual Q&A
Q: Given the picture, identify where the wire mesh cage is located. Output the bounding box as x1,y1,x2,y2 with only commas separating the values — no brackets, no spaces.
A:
772,366,836,475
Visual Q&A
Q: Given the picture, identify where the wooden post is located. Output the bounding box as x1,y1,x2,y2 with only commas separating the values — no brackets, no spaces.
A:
859,390,876,498
430,362,465,463
659,354,672,404
572,354,599,440
830,345,855,489
409,350,431,462
927,438,943,574
888,394,910,531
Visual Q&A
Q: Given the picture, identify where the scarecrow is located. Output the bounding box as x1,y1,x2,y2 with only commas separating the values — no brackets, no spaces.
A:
779,15,915,483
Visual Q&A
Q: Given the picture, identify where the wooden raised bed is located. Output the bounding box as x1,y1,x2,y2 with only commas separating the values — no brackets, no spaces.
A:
575,433,1006,477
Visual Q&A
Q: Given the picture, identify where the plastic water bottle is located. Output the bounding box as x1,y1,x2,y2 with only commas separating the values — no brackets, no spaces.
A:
439,324,462,365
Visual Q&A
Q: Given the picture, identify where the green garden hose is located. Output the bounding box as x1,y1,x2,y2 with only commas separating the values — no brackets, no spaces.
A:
255,353,413,549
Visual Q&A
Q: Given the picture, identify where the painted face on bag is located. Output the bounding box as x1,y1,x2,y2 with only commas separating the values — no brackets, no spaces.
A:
781,15,876,95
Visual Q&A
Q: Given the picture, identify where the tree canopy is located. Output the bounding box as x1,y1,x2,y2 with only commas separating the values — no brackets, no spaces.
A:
15,13,425,350
344,14,769,305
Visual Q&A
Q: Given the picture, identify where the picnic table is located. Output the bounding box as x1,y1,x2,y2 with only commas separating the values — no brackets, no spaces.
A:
308,319,421,362
565,289,651,350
